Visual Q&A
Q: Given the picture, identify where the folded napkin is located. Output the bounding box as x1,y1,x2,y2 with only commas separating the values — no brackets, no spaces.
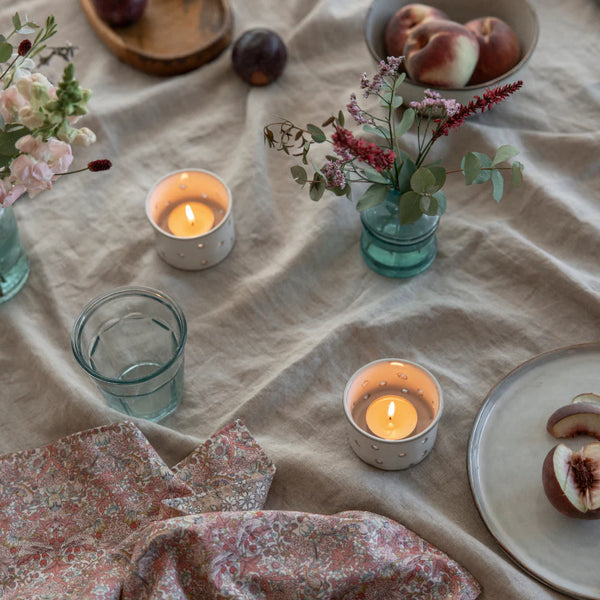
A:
0,421,480,600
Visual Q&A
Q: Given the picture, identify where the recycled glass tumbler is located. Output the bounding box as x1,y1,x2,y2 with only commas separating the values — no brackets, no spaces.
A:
71,286,187,422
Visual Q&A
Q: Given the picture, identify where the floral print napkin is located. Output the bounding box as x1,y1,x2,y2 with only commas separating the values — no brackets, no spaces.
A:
0,421,480,599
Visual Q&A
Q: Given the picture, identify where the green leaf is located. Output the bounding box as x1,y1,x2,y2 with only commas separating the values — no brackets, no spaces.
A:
396,72,406,86
410,167,436,194
491,169,504,202
307,124,326,143
420,194,438,216
396,107,415,137
356,183,390,211
398,191,423,225
427,166,446,192
380,91,392,107
432,189,447,215
396,157,416,193
391,94,403,109
511,162,523,187
309,173,325,201
290,165,307,185
0,42,12,63
492,144,520,166
12,13,21,31
337,110,345,127
16,24,36,34
361,165,390,184
463,152,482,185
470,152,493,183
0,125,29,155
362,124,387,138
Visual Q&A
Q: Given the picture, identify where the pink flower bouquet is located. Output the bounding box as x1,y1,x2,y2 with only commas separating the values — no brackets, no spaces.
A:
0,13,110,208
265,57,524,225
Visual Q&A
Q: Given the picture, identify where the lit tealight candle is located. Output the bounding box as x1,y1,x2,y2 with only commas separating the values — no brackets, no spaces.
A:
167,201,215,237
365,395,417,440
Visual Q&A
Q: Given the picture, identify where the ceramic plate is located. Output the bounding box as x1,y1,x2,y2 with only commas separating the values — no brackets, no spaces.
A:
468,344,600,599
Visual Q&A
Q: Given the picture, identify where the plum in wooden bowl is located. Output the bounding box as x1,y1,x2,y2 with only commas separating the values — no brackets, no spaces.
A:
364,0,538,105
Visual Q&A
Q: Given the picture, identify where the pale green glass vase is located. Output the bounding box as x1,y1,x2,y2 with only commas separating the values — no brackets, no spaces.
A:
0,206,30,303
360,190,439,278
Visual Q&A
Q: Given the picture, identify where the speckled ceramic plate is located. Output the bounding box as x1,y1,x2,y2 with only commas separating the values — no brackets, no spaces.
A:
468,343,600,600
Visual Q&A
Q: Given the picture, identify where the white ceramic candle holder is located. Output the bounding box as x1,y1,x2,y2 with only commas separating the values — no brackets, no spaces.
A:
343,358,443,470
145,169,235,270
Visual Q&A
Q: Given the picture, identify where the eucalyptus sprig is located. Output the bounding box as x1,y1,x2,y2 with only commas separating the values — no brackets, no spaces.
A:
264,57,524,225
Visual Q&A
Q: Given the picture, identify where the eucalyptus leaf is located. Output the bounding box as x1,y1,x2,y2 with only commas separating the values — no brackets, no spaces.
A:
396,156,416,193
491,169,504,202
0,42,13,63
12,13,21,31
469,152,493,184
361,165,390,184
398,191,422,225
463,152,482,185
356,183,390,211
427,166,446,192
363,124,387,138
307,124,326,143
395,107,415,137
419,194,438,216
309,173,325,201
290,165,307,185
16,25,36,35
432,189,447,215
410,167,436,194
310,161,325,178
492,144,520,166
512,162,523,187
337,110,345,127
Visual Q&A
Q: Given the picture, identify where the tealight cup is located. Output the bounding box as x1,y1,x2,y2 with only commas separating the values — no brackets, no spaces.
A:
71,286,187,422
145,168,235,270
343,358,443,470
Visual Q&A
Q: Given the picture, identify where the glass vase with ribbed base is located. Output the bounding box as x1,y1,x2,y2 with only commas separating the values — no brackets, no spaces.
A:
360,190,439,278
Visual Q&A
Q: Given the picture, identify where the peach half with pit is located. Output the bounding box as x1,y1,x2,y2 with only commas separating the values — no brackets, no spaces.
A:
384,3,450,59
542,442,600,519
465,17,520,85
403,20,480,89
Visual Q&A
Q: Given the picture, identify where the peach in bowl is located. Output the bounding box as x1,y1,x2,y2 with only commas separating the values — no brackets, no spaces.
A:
364,0,539,105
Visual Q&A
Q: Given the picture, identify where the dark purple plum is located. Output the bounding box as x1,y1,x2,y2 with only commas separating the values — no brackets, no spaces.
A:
232,28,287,86
92,0,148,27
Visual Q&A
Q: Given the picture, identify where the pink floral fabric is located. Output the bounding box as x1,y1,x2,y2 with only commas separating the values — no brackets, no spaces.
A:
0,422,480,600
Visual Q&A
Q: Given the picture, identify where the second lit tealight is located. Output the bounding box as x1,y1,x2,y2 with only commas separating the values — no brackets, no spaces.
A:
145,168,235,270
343,358,443,470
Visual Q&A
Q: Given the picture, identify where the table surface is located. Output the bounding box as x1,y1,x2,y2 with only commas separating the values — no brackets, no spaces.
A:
1,1,598,599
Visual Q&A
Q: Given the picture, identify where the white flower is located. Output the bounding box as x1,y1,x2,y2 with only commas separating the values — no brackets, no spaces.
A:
5,53,35,83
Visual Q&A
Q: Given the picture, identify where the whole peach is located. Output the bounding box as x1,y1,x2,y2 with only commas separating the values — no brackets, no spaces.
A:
465,17,520,85
385,3,450,58
404,20,479,88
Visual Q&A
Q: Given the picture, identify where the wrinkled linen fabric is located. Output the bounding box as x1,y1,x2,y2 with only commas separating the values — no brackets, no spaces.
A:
0,422,479,599
1,0,598,599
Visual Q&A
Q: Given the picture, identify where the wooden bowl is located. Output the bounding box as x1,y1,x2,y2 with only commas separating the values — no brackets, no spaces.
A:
79,0,233,76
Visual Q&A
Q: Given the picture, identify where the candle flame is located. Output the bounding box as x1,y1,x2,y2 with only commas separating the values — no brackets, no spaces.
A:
387,400,395,420
184,203,195,225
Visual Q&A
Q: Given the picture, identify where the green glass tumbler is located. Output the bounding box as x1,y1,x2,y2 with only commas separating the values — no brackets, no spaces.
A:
71,286,187,422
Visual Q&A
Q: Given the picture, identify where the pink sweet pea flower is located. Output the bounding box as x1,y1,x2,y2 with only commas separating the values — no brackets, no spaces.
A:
0,86,26,123
0,179,26,208
9,154,55,198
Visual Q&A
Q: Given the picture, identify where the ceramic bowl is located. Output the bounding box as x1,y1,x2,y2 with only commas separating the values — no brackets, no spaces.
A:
364,0,539,105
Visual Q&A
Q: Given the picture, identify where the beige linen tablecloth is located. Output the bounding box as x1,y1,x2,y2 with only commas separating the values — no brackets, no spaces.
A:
0,0,599,598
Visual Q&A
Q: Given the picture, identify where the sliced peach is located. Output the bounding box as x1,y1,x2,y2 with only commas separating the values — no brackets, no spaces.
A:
547,403,600,440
